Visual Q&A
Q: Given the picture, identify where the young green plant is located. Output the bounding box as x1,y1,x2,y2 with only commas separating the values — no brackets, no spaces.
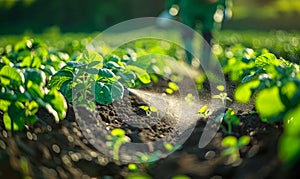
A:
106,128,130,161
221,108,241,134
139,105,158,116
198,105,211,119
221,135,250,164
212,85,232,104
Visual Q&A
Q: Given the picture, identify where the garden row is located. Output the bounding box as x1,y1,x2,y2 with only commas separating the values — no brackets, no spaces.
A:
0,35,300,178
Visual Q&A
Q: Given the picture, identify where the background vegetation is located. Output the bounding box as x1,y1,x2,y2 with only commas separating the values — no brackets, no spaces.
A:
1,0,300,34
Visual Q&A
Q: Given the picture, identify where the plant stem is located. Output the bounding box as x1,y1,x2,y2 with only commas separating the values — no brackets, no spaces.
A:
113,139,122,161
227,122,232,134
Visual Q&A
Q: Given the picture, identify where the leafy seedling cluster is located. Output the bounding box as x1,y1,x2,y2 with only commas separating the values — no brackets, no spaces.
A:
221,135,250,164
106,128,130,161
212,85,232,104
165,82,179,95
221,108,241,134
138,105,158,116
0,38,68,131
198,105,211,119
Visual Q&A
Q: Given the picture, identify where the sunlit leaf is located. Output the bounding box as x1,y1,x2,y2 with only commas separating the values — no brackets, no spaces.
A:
234,80,260,103
255,87,285,118
222,136,237,147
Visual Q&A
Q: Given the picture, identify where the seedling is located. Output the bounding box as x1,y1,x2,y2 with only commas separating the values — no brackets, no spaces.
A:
139,105,158,116
165,82,179,95
198,105,211,119
212,85,232,104
106,128,130,161
221,135,250,164
49,50,154,108
135,151,162,168
221,108,241,134
184,93,195,104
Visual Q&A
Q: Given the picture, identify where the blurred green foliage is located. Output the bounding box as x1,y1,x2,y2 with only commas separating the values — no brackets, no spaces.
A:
0,0,300,34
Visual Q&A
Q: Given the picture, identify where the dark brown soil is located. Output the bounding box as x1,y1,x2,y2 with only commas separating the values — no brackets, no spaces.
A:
0,80,299,179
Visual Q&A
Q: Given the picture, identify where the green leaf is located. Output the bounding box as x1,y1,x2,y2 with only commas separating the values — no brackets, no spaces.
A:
82,50,103,68
128,163,138,171
94,82,113,105
234,80,260,103
85,68,99,74
199,105,208,114
5,102,26,131
168,82,179,92
255,87,285,118
3,112,21,131
87,61,101,68
139,105,149,111
98,68,116,78
238,136,250,146
20,56,41,68
284,105,300,135
165,88,174,94
24,69,46,86
48,70,73,89
111,128,125,137
27,101,39,115
149,106,158,112
221,147,237,156
222,136,237,147
217,85,225,91
255,53,278,67
111,81,124,101
27,81,44,99
60,81,72,102
105,61,124,70
281,82,297,100
119,71,136,87
0,65,24,88
0,99,11,112
126,65,151,84
129,55,152,69
279,134,300,163
66,61,85,68
44,89,67,120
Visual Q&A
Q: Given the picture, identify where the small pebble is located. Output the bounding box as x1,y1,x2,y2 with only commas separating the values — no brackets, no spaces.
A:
61,155,72,167
32,133,38,141
67,136,74,143
26,132,33,140
90,151,98,158
82,139,88,144
97,156,108,166
2,131,7,138
52,144,61,153
84,154,92,161
70,153,80,162
205,151,216,160
0,140,6,149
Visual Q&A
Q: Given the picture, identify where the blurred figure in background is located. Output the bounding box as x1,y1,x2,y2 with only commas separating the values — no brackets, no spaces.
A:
166,0,232,67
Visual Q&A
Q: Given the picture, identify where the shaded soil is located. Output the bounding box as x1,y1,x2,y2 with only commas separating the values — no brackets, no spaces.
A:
0,80,299,179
